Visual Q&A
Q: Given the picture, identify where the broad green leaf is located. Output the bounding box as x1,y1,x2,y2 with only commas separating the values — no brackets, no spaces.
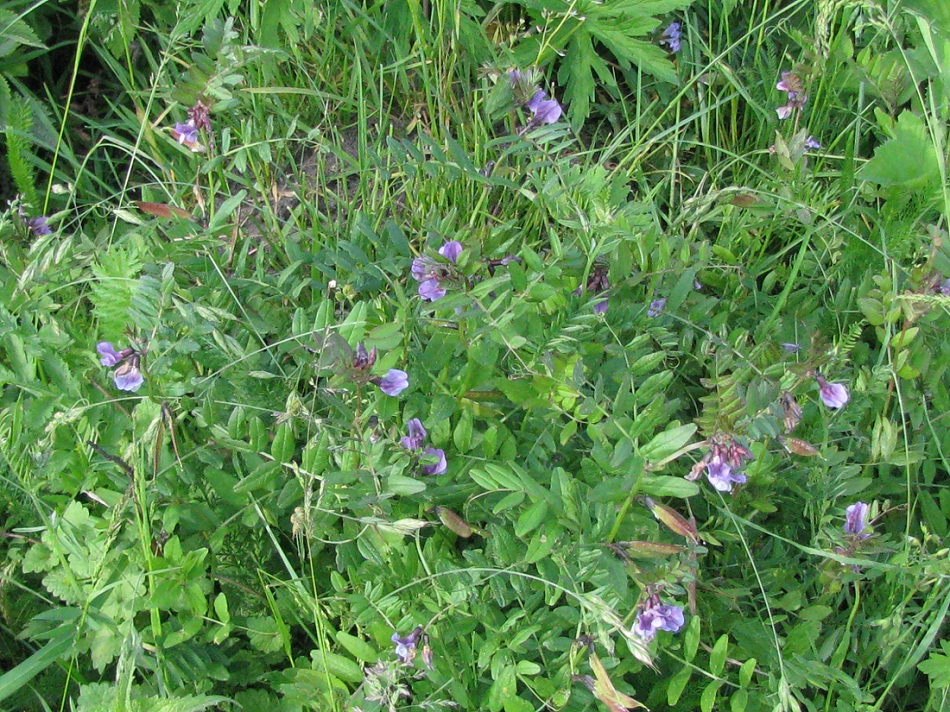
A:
640,423,697,461
336,631,378,662
859,111,941,189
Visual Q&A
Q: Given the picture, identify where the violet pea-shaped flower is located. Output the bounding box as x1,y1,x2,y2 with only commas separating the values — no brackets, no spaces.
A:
421,447,447,475
844,502,871,539
418,279,447,302
97,342,124,367
815,373,849,409
705,457,747,493
438,240,463,263
401,418,427,450
633,601,685,641
391,627,424,664
113,356,145,392
526,90,562,124
376,369,409,396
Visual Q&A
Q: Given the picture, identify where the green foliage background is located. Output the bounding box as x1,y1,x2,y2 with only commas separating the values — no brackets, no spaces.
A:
1,0,950,710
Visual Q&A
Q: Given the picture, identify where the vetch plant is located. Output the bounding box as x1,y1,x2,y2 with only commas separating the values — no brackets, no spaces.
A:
844,502,871,539
97,342,144,392
18,207,52,236
775,69,808,120
814,372,850,409
687,437,754,493
632,595,685,641
169,102,211,152
375,369,409,396
411,240,464,302
509,69,562,129
391,626,433,668
400,418,447,475
659,21,682,53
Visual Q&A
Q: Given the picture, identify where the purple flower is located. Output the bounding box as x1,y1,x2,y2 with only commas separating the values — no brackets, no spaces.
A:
776,71,803,94
392,627,424,664
113,356,145,392
97,342,124,367
781,342,801,353
24,215,51,236
804,136,821,150
576,265,610,313
401,418,427,450
418,278,447,301
815,374,849,409
525,90,562,124
647,298,666,317
421,447,447,475
509,69,563,128
939,278,950,296
438,240,463,263
352,342,378,371
775,71,807,120
706,457,748,492
172,121,198,145
17,207,52,237
688,437,753,493
411,242,464,301
97,342,144,391
633,598,685,641
401,418,448,475
376,369,409,396
844,502,871,538
659,21,682,53
776,93,807,120
411,257,432,282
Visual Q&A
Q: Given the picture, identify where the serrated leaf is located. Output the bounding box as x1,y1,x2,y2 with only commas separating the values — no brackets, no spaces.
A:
859,110,941,188
587,22,679,84
917,640,950,688
561,28,598,125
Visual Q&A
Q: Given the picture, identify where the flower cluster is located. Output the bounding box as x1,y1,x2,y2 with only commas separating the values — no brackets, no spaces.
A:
688,436,753,493
97,342,145,392
391,626,433,669
775,70,807,120
18,207,52,237
411,240,463,301
347,342,409,396
170,101,211,152
400,418,447,475
659,22,682,53
632,595,685,641
573,264,609,314
647,297,667,318
508,70,563,128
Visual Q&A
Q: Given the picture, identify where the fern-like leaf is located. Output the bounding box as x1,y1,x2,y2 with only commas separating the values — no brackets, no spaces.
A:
88,244,145,338
2,96,39,206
